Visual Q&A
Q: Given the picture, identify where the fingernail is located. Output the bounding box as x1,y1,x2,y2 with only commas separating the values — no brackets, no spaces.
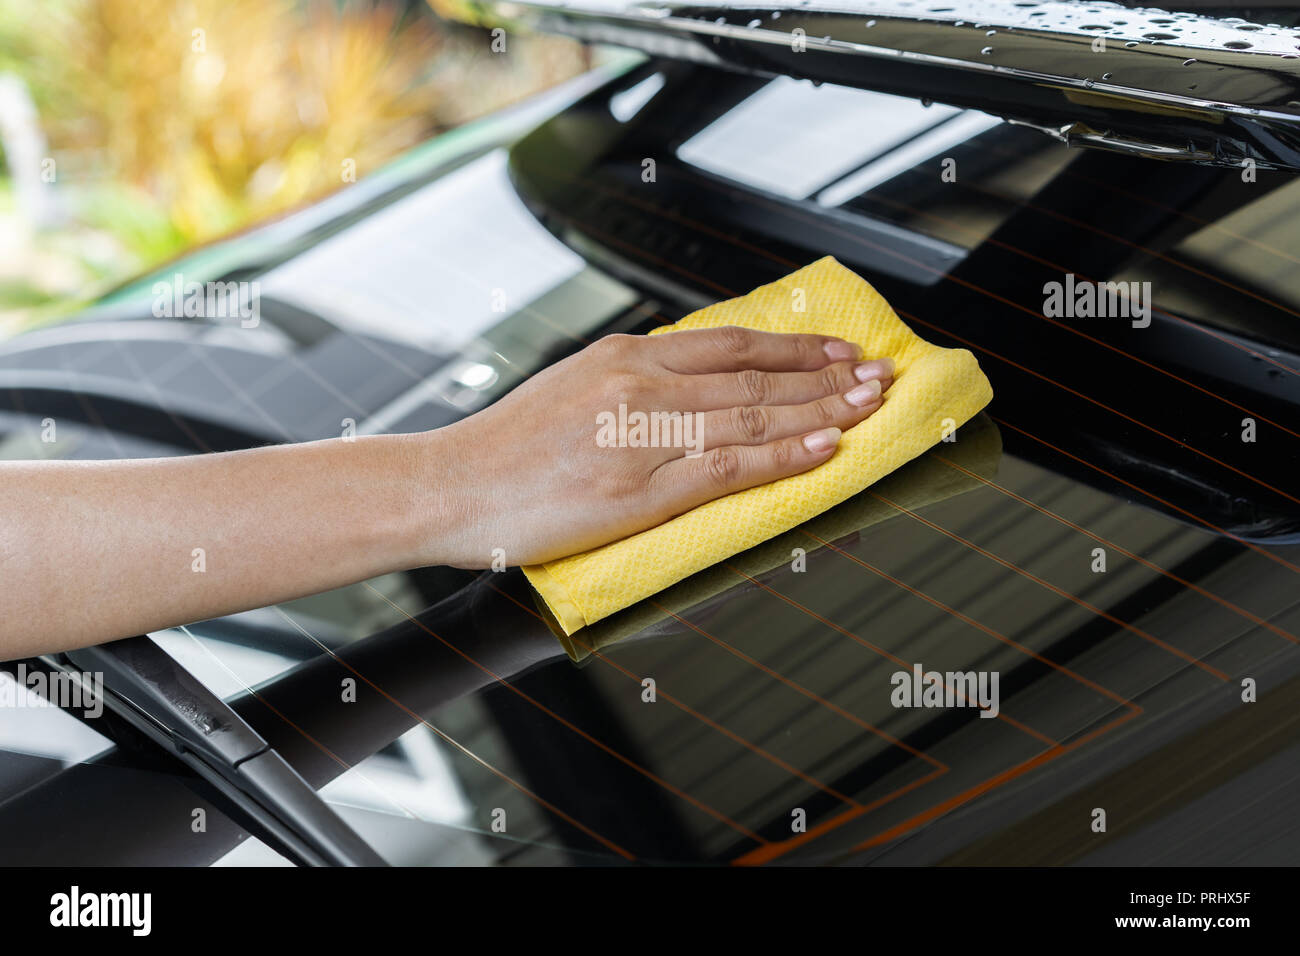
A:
854,358,894,382
845,379,882,407
803,427,842,453
824,340,861,362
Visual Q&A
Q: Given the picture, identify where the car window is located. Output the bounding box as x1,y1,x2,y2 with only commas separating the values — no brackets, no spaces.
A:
257,151,592,349
6,59,1299,866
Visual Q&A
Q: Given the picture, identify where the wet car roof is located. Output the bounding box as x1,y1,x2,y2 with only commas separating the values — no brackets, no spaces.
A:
493,0,1300,170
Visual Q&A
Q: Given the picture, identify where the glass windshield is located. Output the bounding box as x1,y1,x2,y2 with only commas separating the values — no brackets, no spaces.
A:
6,63,1298,866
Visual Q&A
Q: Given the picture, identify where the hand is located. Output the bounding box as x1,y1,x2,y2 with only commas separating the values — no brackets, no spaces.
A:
425,326,894,568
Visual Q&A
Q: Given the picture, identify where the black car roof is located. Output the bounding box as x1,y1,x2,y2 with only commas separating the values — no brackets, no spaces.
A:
489,0,1300,169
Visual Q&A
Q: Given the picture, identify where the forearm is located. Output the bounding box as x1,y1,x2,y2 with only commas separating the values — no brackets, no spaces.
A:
0,432,452,658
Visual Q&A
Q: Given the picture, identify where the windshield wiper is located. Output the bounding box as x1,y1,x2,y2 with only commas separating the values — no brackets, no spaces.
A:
51,637,387,866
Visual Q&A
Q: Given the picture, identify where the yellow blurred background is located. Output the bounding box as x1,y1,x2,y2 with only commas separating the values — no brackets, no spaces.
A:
0,0,589,335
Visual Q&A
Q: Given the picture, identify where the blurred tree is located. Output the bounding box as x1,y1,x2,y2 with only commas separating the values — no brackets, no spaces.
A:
0,0,587,332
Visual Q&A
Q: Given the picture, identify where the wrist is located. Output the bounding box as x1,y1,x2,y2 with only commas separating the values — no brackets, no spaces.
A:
394,426,483,570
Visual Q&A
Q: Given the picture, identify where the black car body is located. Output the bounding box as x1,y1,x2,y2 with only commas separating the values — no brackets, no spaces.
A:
2,0,1299,865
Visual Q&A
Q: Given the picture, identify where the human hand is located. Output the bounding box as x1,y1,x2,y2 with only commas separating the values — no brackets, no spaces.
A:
424,326,894,568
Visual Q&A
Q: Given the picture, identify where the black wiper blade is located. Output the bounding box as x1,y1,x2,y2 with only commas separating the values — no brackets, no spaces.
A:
491,0,1300,169
56,636,387,866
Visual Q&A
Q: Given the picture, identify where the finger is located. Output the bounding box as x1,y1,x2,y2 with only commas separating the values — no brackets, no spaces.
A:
693,382,884,450
683,358,893,410
653,325,861,374
653,427,844,508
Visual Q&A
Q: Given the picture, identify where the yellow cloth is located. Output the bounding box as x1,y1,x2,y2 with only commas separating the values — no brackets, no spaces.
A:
522,256,994,636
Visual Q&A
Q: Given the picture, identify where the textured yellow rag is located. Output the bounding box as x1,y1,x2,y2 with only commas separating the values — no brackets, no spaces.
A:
522,256,994,635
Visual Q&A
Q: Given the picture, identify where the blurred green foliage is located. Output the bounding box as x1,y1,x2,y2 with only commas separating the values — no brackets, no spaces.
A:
0,0,586,335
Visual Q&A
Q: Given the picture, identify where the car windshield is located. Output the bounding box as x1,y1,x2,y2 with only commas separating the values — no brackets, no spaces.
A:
6,58,1299,865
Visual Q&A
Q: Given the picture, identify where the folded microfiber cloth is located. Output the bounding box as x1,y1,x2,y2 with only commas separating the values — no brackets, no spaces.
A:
544,413,1001,663
522,255,994,636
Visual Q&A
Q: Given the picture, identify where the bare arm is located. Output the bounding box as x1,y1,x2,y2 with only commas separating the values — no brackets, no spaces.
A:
1,433,444,658
1,327,893,659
